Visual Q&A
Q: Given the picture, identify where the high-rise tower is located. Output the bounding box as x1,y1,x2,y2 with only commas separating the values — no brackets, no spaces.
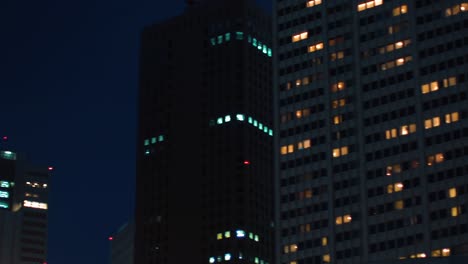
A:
135,1,274,263
274,0,468,263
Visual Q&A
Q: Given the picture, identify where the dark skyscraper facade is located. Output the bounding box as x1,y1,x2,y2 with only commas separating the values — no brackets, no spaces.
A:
274,0,468,264
135,1,274,264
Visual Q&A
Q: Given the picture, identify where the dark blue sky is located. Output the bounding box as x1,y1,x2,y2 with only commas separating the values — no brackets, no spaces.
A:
0,0,270,263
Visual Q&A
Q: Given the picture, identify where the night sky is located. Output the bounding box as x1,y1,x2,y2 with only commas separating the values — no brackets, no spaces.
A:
0,0,271,263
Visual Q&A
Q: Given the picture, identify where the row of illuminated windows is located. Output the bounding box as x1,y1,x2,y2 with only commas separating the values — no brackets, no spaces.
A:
421,76,457,94
216,230,259,242
280,104,325,123
381,56,412,71
26,181,48,189
393,4,408,16
280,139,311,155
385,124,417,139
210,32,272,57
424,112,460,129
445,3,468,17
426,153,444,166
210,114,273,136
358,0,383,12
362,39,411,58
143,135,165,146
209,254,267,264
23,200,48,210
280,72,324,91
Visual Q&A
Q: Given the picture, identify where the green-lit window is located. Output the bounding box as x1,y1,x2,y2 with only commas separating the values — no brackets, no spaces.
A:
0,191,9,198
254,235,259,241
217,117,223,124
255,257,259,264
144,150,150,155
210,38,216,46
209,120,215,126
257,41,262,50
209,257,215,263
248,117,253,124
262,45,268,54
253,38,257,47
158,135,164,142
268,129,273,136
224,231,231,238
0,181,10,188
225,33,231,41
248,35,252,43
236,114,245,121
224,253,231,261
144,139,150,146
0,201,8,209
151,137,157,144
217,35,223,44
268,48,272,57
259,123,263,130
224,115,231,122
263,126,268,133
249,232,254,239
236,31,244,40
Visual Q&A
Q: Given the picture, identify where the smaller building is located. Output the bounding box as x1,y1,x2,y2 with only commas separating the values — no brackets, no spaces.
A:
110,221,134,264
368,256,468,264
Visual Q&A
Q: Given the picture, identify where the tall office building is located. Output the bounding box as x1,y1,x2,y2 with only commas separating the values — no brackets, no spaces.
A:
110,221,134,264
274,1,468,263
0,147,51,264
135,0,274,264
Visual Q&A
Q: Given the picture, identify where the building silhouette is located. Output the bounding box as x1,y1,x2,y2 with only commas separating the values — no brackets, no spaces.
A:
0,147,51,264
274,0,468,263
135,0,274,263
110,221,134,264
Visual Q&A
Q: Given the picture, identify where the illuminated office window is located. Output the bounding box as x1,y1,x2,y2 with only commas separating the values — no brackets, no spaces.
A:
284,244,298,253
332,146,349,158
217,233,223,240
449,188,457,198
445,112,460,124
394,200,404,210
387,182,404,193
306,0,322,8
446,3,468,16
426,153,444,166
432,248,451,257
330,51,344,61
443,76,457,87
308,42,324,53
321,237,328,246
451,206,461,217
357,0,384,12
393,4,408,16
297,139,311,150
333,115,342,125
379,39,411,54
381,56,411,70
292,31,308,43
323,254,331,263
0,191,9,198
331,81,345,92
335,214,352,225
424,116,441,129
280,146,288,155
331,98,346,109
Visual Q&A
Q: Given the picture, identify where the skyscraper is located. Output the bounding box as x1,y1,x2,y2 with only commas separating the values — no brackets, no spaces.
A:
0,148,51,264
274,0,468,263
135,1,274,264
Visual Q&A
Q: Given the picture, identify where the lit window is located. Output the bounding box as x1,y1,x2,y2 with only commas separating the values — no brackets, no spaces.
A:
224,115,231,122
331,81,345,92
394,200,404,210
287,144,294,154
321,237,328,246
236,114,245,121
235,31,243,40
224,231,231,238
144,139,150,146
381,56,412,70
217,233,223,240
329,36,345,46
280,146,287,155
209,257,215,263
333,146,349,158
358,0,383,12
308,42,324,53
335,214,352,225
451,206,461,217
0,181,10,188
425,116,441,129
332,98,346,109
284,244,298,253
292,31,308,43
306,0,322,8
443,76,457,87
224,253,231,261
254,235,259,241
330,51,344,61
449,188,457,198
236,230,246,238
217,117,223,124
225,33,231,41
427,153,444,166
0,191,9,198
432,248,451,257
445,112,459,123
393,5,408,16
23,200,48,210
446,3,468,16
0,201,8,209
333,115,342,125
217,35,223,44
151,137,157,144
387,182,404,193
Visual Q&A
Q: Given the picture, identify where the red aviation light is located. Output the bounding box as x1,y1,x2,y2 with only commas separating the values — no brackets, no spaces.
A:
108,236,114,241
243,160,250,165
48,167,54,171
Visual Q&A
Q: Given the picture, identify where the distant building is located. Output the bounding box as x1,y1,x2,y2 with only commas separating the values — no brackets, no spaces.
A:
110,221,134,264
134,0,274,263
0,147,51,264
274,0,468,263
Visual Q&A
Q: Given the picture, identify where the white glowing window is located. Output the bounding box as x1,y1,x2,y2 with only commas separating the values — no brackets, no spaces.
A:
236,230,246,238
23,200,48,210
236,114,245,121
224,115,231,122
209,257,215,263
0,181,10,188
224,253,231,261
0,191,9,198
224,231,231,238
